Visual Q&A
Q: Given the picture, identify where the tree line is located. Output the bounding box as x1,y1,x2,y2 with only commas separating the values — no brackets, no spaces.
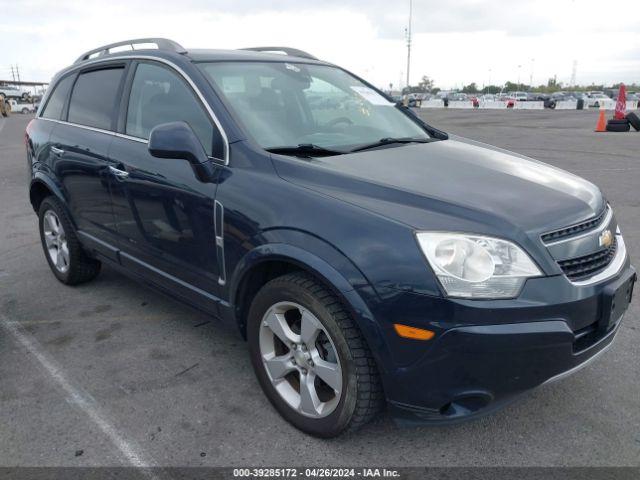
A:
401,76,639,95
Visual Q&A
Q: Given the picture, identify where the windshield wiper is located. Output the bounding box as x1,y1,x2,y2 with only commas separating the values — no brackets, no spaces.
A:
349,137,432,153
265,144,345,157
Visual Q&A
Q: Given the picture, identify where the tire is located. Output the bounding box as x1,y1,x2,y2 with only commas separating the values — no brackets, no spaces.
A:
608,119,629,125
626,112,640,131
605,120,630,132
21,92,29,100
247,272,383,437
38,196,101,285
21,108,29,114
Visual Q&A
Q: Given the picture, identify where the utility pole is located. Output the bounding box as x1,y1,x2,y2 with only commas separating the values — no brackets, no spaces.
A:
10,65,16,82
570,60,577,87
16,65,21,83
405,0,412,91
529,58,535,88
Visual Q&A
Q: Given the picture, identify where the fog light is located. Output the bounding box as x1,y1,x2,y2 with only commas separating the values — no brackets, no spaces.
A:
393,323,435,341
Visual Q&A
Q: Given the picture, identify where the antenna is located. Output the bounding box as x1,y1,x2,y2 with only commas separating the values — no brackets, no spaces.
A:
405,0,412,90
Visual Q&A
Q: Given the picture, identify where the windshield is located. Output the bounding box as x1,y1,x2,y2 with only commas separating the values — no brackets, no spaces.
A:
198,62,430,151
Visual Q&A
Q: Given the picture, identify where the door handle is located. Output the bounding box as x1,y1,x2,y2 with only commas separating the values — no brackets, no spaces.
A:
51,146,64,156
108,165,129,179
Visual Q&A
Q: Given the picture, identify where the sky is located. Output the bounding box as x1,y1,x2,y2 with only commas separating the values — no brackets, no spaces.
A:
1,0,639,91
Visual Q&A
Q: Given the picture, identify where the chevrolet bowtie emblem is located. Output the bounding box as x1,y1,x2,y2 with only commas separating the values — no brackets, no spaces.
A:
599,229,613,248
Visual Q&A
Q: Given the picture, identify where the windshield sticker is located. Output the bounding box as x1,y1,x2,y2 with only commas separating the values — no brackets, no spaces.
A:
350,86,394,106
221,76,245,93
285,63,301,72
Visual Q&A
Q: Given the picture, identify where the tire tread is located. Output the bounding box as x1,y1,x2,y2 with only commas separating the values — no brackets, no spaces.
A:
39,196,101,285
265,272,384,432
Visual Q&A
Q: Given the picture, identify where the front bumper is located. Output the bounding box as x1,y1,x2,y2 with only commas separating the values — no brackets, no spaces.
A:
364,263,636,425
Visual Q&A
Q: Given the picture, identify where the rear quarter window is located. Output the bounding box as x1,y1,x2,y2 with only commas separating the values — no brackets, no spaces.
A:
68,67,124,130
41,75,74,120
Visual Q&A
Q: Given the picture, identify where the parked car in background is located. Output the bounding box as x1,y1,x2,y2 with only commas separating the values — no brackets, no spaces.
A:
8,99,37,114
534,94,556,109
0,84,30,101
551,92,575,102
510,91,528,102
586,93,610,108
497,93,516,107
446,92,469,101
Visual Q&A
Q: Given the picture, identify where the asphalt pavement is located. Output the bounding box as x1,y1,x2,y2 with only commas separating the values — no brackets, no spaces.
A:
0,110,638,467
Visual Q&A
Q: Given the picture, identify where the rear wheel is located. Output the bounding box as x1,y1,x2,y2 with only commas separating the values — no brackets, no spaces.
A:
38,196,101,285
247,273,383,437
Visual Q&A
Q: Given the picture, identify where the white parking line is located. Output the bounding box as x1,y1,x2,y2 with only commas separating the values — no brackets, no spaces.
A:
0,313,159,477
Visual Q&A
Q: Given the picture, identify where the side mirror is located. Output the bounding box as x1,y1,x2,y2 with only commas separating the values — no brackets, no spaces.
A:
148,121,215,182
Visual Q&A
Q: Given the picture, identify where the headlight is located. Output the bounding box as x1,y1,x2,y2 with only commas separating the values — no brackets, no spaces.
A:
416,232,542,298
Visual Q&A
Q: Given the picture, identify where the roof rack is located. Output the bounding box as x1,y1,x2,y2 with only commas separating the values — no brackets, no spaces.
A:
74,38,186,64
240,47,318,61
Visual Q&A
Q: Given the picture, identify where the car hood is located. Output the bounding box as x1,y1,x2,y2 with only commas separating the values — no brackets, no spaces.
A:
272,138,604,235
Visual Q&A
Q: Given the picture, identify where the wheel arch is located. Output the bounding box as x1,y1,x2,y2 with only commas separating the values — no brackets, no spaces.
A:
30,174,68,216
228,239,391,383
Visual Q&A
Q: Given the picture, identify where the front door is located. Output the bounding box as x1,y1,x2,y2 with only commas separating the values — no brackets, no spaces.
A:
108,61,226,310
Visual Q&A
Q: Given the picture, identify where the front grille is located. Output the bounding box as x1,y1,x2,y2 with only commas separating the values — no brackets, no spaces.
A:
557,237,617,281
541,206,608,244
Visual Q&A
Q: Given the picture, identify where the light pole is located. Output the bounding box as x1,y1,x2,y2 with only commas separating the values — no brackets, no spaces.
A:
405,0,413,91
529,58,535,89
517,64,522,89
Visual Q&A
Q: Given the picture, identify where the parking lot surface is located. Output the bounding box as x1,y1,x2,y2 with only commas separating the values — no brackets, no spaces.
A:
1,110,638,467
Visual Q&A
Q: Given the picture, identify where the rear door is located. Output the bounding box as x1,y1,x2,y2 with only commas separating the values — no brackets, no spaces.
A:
108,60,225,309
48,63,128,258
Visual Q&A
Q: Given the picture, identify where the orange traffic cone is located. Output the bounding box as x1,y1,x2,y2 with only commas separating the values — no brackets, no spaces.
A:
595,110,607,132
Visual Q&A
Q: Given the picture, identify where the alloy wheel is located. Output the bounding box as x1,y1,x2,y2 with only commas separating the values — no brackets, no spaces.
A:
43,210,70,273
259,301,343,418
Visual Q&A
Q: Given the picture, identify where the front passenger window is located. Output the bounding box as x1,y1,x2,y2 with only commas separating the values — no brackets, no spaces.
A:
126,63,219,157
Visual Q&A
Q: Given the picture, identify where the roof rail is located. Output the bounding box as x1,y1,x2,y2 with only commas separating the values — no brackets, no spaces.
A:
240,47,318,61
74,38,186,64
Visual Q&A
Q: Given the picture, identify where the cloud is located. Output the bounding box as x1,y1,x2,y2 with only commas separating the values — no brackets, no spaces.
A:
0,0,638,89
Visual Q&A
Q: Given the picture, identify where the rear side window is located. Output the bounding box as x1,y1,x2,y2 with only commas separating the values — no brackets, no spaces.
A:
125,62,217,156
68,67,124,130
41,75,74,120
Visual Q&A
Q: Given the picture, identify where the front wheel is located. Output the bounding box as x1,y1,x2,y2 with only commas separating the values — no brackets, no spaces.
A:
247,273,383,437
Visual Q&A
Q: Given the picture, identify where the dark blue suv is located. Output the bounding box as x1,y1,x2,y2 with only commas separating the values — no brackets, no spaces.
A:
26,38,635,437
